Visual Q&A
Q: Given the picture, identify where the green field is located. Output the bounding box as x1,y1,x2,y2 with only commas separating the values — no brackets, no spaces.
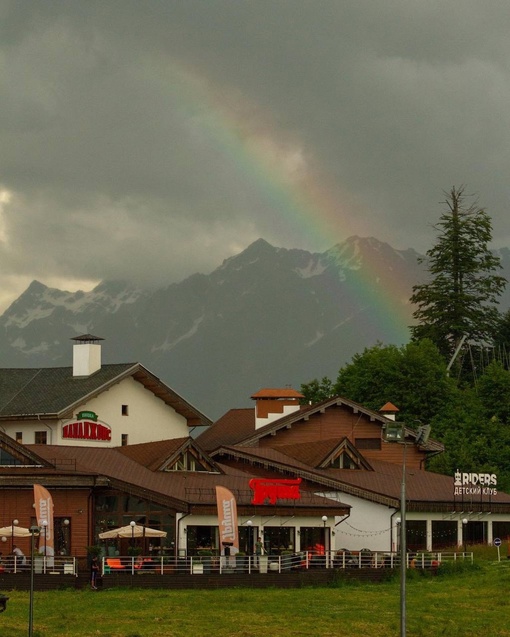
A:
1,562,509,637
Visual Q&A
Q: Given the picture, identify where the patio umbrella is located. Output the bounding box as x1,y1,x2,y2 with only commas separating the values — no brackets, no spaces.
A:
98,524,167,539
0,525,32,538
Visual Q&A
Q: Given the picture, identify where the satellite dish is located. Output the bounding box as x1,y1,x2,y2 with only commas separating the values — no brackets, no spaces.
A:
415,424,431,445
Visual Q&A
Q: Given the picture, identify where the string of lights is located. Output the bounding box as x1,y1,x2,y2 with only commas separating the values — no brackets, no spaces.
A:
338,520,459,540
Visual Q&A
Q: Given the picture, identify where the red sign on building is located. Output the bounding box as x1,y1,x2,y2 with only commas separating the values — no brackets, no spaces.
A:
62,411,111,441
249,478,302,505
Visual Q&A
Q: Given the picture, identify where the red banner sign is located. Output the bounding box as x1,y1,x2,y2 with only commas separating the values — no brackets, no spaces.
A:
62,420,111,441
249,478,302,505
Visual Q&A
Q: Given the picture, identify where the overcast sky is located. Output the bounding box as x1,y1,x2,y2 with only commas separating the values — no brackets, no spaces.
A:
1,1,510,313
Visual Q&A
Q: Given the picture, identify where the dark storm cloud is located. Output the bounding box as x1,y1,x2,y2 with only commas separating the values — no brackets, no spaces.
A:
1,1,510,310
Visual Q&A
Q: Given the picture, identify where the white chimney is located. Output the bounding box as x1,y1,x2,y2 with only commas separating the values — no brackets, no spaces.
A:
251,388,304,429
72,334,104,377
379,402,399,421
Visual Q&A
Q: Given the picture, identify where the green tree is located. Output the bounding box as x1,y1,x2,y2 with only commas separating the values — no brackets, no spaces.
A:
476,360,510,424
334,339,456,424
299,376,335,404
410,186,506,361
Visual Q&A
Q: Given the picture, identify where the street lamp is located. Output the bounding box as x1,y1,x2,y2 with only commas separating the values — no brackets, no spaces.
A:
28,525,40,637
11,519,18,553
462,518,468,554
321,516,328,567
63,519,70,555
130,520,136,547
40,520,47,564
246,520,253,554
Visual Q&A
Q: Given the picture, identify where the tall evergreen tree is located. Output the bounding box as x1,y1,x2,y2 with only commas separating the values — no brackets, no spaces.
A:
410,186,506,361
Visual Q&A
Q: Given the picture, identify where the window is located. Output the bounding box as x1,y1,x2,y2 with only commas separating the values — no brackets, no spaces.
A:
432,521,457,549
34,431,47,444
186,525,219,554
328,451,358,469
355,438,381,450
0,449,24,466
15,432,22,444
121,434,128,446
406,521,427,551
55,518,71,555
166,451,208,471
121,405,129,416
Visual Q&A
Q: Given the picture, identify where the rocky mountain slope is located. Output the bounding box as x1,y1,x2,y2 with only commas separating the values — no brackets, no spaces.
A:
2,237,509,418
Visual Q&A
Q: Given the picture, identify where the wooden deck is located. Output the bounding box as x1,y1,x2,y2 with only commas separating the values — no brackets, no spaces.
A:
0,568,393,592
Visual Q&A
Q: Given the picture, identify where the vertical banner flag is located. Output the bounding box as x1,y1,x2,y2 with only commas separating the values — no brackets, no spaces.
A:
33,484,55,562
215,486,239,555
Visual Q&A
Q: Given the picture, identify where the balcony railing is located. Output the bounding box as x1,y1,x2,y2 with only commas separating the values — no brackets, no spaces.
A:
100,550,473,576
0,555,78,575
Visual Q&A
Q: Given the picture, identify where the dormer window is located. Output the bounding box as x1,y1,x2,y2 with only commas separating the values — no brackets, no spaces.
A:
166,450,207,472
329,451,359,469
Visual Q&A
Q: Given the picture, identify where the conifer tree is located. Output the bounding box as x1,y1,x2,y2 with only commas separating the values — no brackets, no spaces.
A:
410,186,506,361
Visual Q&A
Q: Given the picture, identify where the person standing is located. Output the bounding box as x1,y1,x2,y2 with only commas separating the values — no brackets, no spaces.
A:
255,537,263,568
12,545,26,567
90,556,100,590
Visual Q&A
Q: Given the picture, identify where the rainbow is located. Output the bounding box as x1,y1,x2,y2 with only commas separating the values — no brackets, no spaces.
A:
163,61,413,345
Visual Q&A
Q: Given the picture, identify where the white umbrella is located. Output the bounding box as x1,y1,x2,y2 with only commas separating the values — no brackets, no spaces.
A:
0,525,32,538
98,524,167,539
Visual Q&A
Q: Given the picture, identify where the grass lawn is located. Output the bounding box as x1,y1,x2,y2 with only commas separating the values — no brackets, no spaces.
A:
1,562,509,637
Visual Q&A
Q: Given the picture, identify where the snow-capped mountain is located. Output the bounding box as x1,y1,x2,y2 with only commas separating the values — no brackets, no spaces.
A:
2,236,506,419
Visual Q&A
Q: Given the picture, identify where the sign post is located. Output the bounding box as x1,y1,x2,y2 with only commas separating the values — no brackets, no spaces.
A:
494,537,502,561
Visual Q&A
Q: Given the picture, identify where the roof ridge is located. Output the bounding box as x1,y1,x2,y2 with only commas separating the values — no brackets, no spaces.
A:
0,368,43,412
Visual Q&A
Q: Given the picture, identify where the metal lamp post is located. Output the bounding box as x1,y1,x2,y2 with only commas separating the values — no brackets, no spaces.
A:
383,420,431,637
40,520,47,573
462,518,468,554
63,519,70,555
130,520,136,547
384,422,409,637
322,516,328,567
28,525,40,637
246,520,253,555
11,519,18,553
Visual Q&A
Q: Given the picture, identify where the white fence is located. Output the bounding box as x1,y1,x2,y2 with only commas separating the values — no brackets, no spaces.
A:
100,550,473,576
0,555,78,575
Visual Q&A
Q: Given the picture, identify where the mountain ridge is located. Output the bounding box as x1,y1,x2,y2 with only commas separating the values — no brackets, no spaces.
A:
1,236,509,418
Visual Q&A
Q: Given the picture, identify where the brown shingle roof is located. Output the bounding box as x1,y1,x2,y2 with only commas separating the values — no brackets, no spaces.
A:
25,443,347,512
211,445,510,510
323,458,510,506
276,438,373,471
250,388,304,399
116,437,190,470
276,438,344,467
197,408,255,451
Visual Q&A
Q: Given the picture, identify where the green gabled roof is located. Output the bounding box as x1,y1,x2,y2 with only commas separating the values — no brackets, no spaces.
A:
0,363,137,417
